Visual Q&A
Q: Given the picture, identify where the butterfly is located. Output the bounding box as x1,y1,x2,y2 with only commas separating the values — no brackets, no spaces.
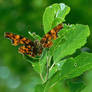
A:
5,23,63,57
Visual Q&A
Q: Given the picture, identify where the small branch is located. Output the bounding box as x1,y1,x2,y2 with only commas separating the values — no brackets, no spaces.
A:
40,73,45,83
49,63,55,71
45,55,49,81
50,82,57,88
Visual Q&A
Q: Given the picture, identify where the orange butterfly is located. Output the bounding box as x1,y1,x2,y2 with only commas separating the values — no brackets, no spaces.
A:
5,23,63,57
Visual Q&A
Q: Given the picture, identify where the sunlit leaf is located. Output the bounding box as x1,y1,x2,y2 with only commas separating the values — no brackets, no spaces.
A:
53,24,90,62
43,3,70,33
44,52,92,92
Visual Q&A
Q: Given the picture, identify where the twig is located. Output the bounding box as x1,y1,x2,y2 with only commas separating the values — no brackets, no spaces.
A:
45,55,49,81
50,82,57,88
49,63,55,71
40,73,45,83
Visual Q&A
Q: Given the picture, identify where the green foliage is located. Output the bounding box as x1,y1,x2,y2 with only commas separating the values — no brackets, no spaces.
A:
23,3,91,92
53,24,90,62
43,3,70,33
1,1,92,92
66,78,85,92
43,52,92,92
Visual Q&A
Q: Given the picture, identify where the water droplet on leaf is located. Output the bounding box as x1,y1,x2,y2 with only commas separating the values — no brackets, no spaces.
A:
60,3,65,10
49,6,52,8
74,63,77,67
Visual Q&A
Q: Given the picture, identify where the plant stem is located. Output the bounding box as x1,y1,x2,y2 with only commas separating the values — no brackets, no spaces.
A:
45,55,49,81
40,73,45,83
49,63,55,71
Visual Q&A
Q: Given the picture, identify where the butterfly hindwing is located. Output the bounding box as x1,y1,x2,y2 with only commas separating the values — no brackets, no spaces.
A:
18,45,36,57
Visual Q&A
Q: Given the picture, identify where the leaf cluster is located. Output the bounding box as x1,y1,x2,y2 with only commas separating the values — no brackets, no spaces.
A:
25,3,91,92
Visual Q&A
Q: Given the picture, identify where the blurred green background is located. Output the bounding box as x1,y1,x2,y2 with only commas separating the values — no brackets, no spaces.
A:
0,0,92,92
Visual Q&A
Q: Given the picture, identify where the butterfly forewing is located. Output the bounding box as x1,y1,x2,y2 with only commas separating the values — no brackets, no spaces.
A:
5,32,33,46
40,23,63,48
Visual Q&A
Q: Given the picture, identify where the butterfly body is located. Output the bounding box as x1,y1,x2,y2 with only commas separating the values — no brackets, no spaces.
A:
5,23,63,57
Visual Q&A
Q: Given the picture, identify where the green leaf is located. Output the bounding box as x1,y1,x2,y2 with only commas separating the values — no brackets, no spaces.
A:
24,54,40,63
31,62,41,74
43,3,70,33
44,52,92,92
39,49,47,74
57,52,92,80
48,60,66,79
31,49,47,74
53,24,90,62
66,78,85,92
81,70,92,92
28,31,41,41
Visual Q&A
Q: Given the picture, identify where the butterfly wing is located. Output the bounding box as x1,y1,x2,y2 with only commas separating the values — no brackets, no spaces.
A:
18,45,36,57
5,32,34,46
5,32,38,57
40,23,63,48
5,23,63,57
